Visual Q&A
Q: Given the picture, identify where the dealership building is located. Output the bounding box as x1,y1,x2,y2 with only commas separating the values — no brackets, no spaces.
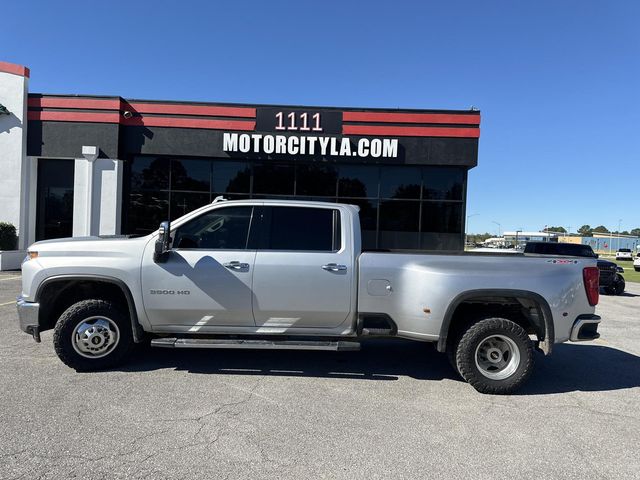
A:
0,60,480,255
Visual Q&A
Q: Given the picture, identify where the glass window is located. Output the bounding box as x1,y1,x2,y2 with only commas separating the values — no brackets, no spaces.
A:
379,166,422,199
130,157,170,190
253,163,295,195
170,192,211,220
421,202,462,233
378,200,420,249
171,159,210,192
338,165,378,198
126,191,170,235
296,164,337,196
173,206,253,250
266,207,340,251
422,167,464,200
213,161,251,194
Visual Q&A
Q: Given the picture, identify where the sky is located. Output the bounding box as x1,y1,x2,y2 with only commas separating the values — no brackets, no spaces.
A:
3,0,639,235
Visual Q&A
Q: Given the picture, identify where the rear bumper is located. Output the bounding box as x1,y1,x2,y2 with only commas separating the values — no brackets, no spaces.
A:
16,296,41,342
570,314,601,342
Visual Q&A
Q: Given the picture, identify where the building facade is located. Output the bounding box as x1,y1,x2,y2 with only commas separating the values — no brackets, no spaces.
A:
1,61,480,252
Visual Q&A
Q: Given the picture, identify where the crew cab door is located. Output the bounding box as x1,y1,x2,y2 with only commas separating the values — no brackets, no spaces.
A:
141,205,257,330
251,206,353,329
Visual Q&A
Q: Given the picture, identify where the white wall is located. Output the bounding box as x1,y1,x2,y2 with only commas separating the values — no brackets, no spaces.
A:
0,69,28,248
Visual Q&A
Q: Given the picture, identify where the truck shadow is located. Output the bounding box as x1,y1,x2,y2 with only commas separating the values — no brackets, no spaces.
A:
121,340,640,394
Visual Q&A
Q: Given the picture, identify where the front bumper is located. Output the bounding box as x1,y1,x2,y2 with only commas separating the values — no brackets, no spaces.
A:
570,314,601,342
16,296,41,342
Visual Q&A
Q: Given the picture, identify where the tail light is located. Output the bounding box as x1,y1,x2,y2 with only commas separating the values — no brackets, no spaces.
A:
583,267,599,306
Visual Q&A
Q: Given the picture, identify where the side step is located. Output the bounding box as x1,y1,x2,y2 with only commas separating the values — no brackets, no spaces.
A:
151,337,361,351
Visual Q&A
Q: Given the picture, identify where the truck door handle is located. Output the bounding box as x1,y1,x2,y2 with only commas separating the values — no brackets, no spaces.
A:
322,263,347,272
223,261,250,270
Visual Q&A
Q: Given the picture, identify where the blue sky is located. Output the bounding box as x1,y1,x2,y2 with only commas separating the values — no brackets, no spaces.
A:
4,1,639,234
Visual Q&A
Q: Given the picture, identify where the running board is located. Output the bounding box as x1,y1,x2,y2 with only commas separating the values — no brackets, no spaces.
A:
151,338,361,351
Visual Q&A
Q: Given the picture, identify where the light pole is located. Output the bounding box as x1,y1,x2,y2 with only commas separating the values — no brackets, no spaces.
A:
492,221,501,238
466,213,479,246
618,219,622,252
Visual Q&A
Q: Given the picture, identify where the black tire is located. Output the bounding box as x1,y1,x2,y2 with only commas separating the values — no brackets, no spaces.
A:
613,275,625,295
635,267,640,272
455,317,534,394
603,286,615,295
53,299,134,371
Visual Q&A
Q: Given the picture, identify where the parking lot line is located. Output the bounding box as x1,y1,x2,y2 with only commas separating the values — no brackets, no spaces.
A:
0,276,21,282
0,301,15,307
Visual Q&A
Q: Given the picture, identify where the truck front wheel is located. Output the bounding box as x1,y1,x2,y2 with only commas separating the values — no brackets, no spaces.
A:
53,299,134,371
455,317,534,394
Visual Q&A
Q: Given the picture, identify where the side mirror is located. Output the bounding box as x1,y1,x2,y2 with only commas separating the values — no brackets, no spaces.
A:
595,254,599,258
153,221,171,263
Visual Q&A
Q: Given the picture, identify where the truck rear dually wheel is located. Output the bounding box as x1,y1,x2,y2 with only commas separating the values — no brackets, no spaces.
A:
455,317,534,394
53,299,133,371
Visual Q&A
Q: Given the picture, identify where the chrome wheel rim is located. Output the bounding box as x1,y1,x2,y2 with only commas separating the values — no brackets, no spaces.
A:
72,316,120,359
474,334,520,380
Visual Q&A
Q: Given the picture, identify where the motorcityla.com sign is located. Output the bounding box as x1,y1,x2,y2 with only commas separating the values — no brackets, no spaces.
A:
223,132,399,159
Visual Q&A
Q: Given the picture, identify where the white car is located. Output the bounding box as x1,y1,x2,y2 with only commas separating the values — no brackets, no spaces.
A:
616,248,633,261
634,254,640,272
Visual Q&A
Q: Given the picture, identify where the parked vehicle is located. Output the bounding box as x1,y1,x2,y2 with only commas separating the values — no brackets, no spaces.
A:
616,248,633,261
634,254,640,272
524,242,625,295
17,200,601,394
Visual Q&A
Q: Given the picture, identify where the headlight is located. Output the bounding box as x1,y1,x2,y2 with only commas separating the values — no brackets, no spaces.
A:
23,251,38,264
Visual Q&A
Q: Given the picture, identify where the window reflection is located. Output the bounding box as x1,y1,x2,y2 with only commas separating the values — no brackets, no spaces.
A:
296,164,337,196
253,163,294,195
379,166,421,199
213,161,251,194
379,200,420,249
127,191,169,235
171,159,210,192
170,192,210,220
422,167,464,200
338,165,378,198
130,157,170,190
125,156,466,251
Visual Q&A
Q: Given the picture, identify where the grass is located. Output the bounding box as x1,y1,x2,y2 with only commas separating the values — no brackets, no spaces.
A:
599,256,640,283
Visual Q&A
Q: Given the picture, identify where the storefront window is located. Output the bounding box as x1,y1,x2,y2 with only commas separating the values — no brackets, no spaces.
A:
379,200,420,249
422,167,465,200
213,161,250,194
171,159,210,192
124,156,465,251
296,164,337,196
379,166,421,199
338,165,378,198
253,163,295,195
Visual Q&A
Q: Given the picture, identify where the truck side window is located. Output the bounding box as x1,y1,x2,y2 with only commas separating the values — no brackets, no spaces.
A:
265,207,341,251
173,206,253,250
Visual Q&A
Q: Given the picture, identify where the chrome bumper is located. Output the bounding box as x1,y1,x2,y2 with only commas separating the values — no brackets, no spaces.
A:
16,296,41,342
570,314,601,342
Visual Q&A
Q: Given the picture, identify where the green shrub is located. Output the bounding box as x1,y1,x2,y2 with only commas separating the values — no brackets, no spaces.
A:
0,222,17,251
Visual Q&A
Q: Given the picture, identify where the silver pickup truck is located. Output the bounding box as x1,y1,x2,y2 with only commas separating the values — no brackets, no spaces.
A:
16,199,601,394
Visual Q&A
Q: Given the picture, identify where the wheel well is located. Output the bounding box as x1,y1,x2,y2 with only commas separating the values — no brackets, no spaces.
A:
37,280,131,333
439,294,551,355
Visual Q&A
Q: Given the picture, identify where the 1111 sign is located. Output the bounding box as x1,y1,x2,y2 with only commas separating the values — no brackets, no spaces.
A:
275,111,322,131
256,107,342,134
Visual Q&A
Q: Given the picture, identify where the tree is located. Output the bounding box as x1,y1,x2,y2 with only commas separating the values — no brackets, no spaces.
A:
578,225,592,237
593,225,609,234
631,228,640,237
546,226,567,233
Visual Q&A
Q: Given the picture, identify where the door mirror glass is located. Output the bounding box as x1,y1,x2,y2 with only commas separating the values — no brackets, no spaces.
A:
154,221,171,263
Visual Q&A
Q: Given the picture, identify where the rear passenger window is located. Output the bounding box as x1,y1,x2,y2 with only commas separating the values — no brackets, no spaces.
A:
265,207,341,251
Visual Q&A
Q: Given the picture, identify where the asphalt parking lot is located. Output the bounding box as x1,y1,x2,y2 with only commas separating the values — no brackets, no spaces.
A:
1,273,639,480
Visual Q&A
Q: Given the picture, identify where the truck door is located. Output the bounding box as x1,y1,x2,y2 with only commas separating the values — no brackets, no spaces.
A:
251,206,353,329
141,205,257,330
